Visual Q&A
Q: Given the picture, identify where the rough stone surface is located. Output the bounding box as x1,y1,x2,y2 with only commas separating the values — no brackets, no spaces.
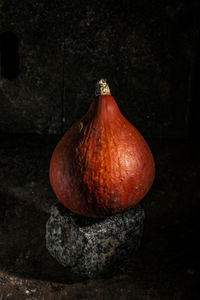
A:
0,1,199,137
63,0,198,138
46,203,145,279
0,0,63,134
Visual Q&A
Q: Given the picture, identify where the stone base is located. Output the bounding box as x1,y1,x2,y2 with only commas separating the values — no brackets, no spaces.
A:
46,204,145,279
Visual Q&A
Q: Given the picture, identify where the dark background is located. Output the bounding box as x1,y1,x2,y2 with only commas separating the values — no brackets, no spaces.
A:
0,0,200,299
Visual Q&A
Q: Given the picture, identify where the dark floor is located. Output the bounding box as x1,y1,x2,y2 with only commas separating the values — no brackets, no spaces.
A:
0,134,199,299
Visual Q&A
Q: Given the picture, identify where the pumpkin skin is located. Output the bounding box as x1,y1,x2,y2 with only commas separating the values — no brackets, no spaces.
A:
49,80,155,217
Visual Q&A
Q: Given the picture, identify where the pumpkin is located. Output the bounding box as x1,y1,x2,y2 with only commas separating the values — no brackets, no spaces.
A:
49,79,155,217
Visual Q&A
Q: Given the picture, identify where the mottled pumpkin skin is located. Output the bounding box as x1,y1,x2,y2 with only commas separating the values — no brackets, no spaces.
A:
49,95,155,217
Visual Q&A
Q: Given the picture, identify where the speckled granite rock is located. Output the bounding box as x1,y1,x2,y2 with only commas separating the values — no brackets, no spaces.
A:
46,203,145,279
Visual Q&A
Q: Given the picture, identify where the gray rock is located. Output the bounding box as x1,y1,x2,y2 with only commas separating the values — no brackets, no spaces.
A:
46,203,145,279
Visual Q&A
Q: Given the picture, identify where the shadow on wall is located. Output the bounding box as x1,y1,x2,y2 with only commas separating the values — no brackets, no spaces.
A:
189,30,200,139
0,32,20,80
0,192,78,283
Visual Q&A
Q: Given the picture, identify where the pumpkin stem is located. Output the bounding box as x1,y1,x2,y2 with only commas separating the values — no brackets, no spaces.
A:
95,78,111,96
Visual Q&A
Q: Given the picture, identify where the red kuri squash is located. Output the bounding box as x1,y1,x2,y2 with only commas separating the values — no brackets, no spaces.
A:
49,79,155,217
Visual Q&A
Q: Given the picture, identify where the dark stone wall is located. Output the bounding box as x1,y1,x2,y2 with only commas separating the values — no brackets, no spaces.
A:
0,0,199,137
0,1,64,134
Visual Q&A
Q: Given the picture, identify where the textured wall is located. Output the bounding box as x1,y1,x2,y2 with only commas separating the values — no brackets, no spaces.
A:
0,1,63,134
0,0,199,137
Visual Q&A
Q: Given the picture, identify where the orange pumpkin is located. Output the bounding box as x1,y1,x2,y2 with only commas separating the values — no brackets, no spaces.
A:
49,79,155,217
